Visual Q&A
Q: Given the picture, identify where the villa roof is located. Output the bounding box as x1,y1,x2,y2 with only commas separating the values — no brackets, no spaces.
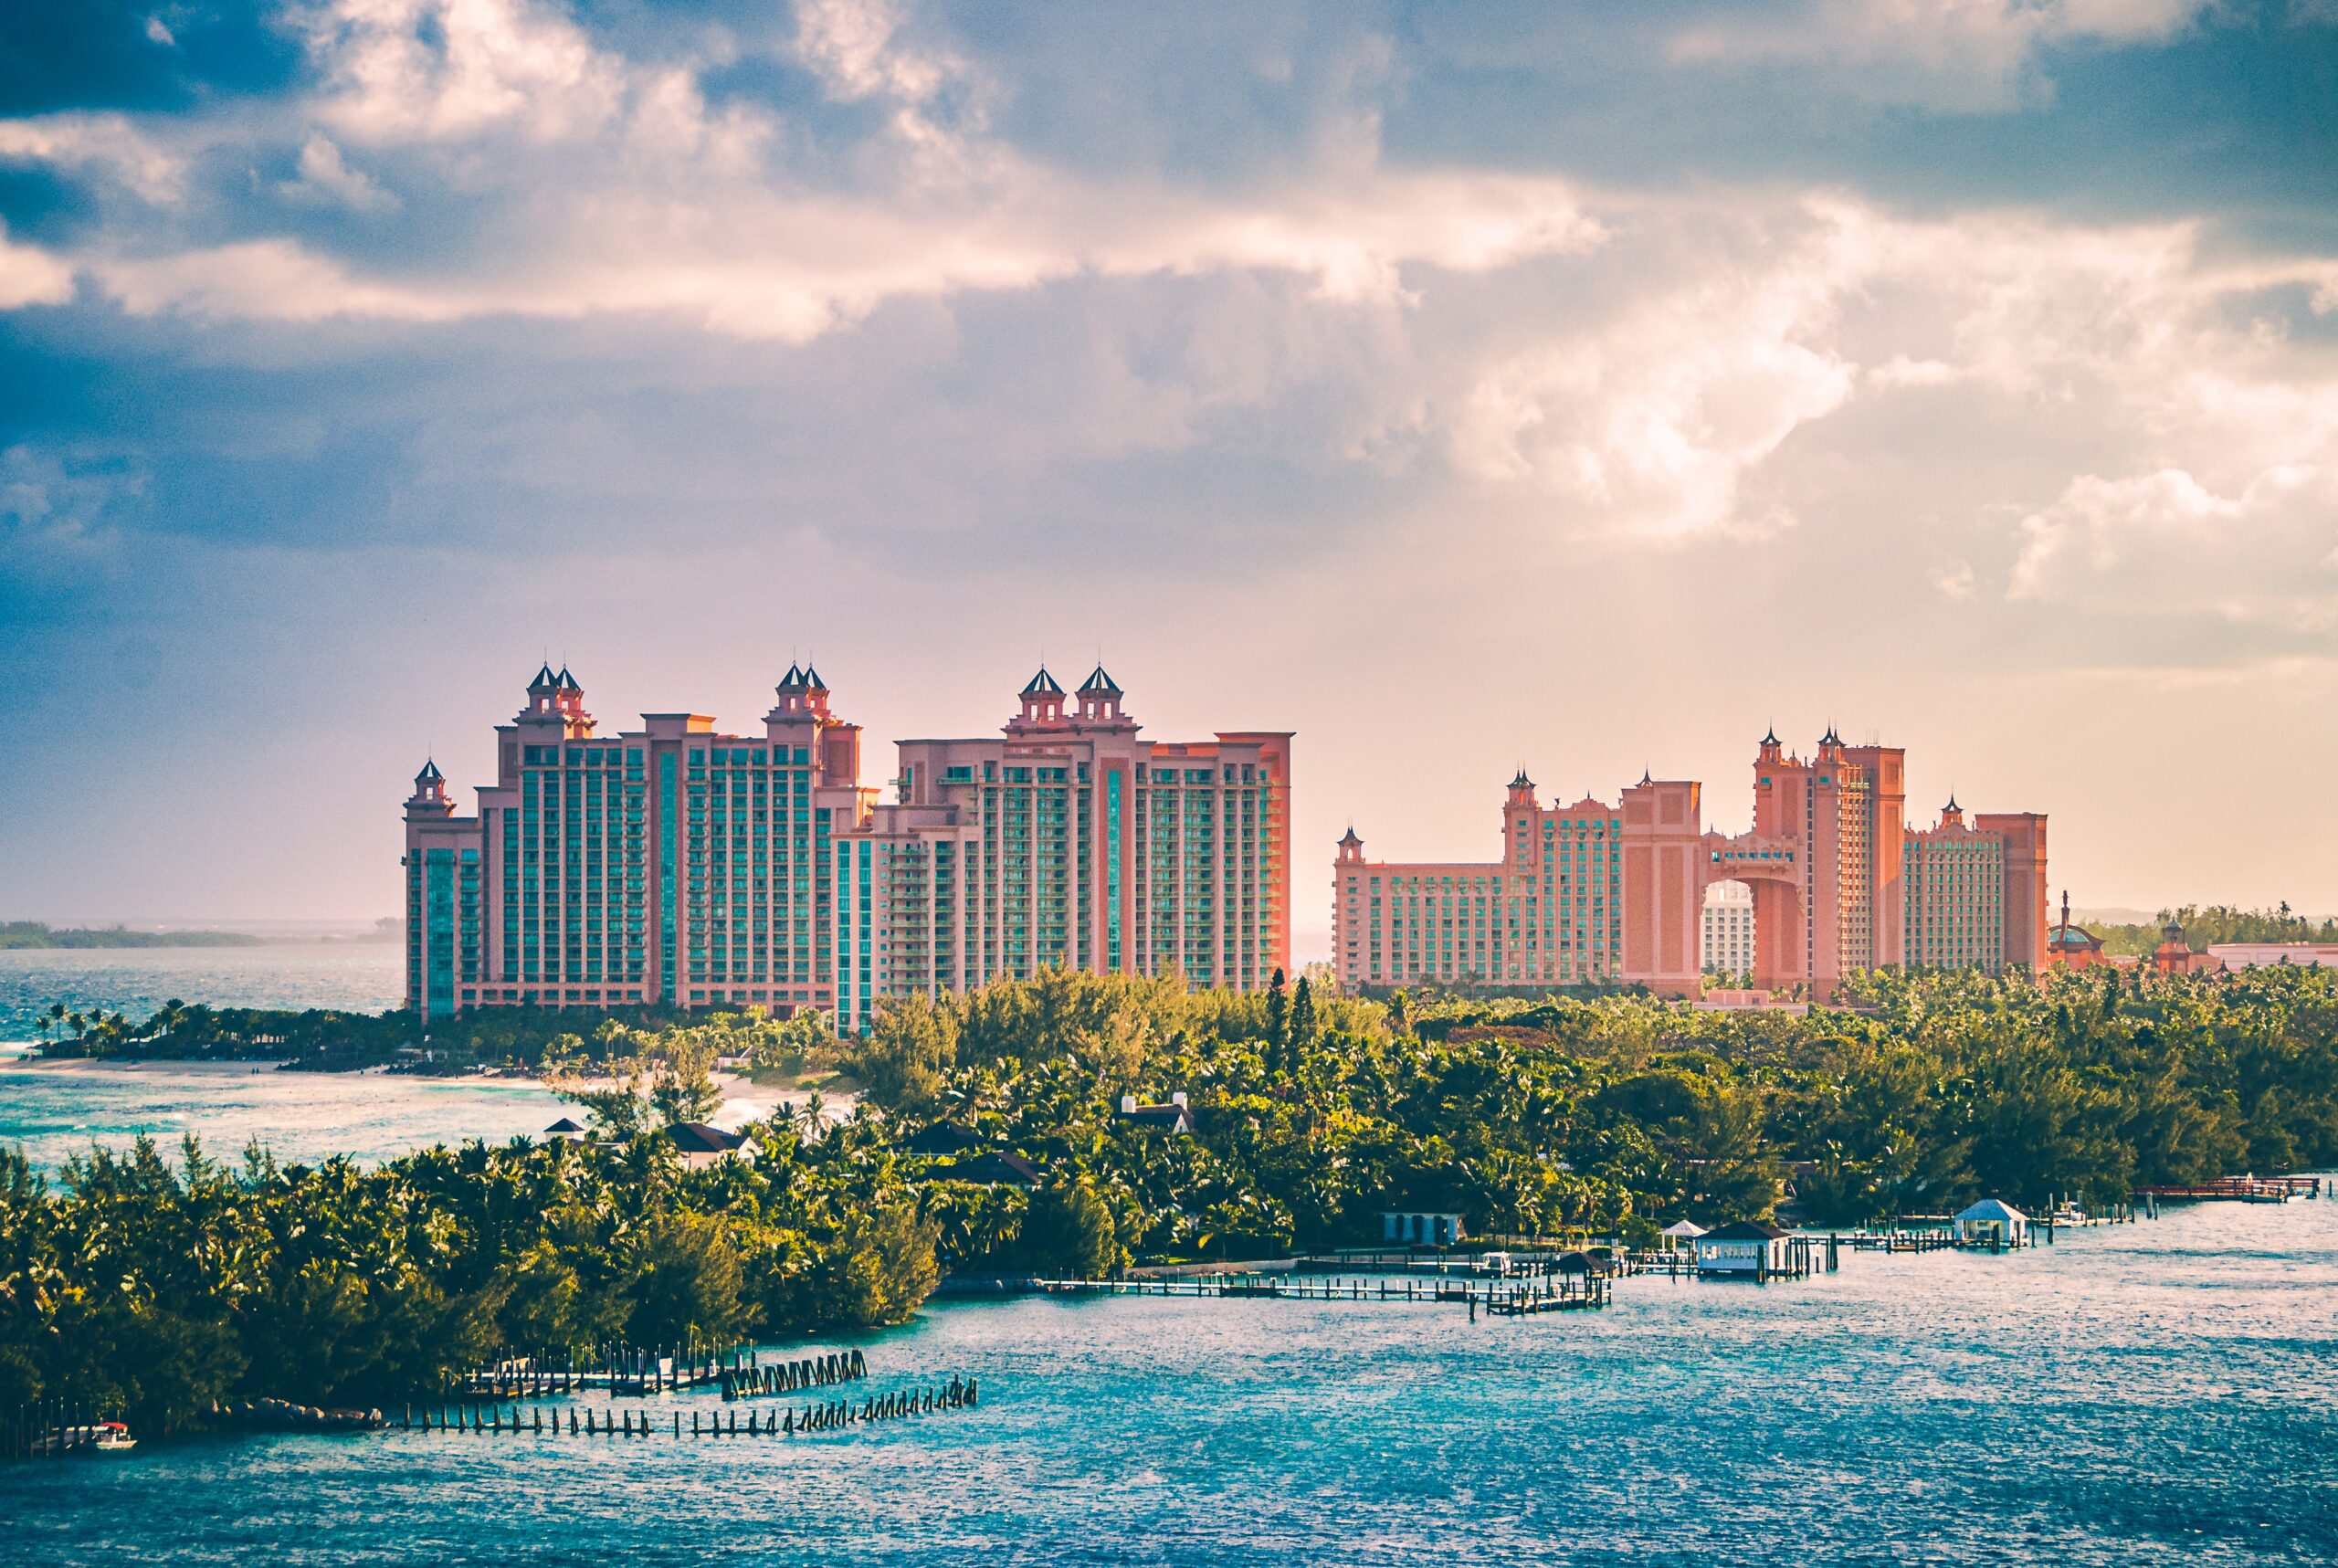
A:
666,1121,745,1154
1700,1219,1789,1242
932,1150,1043,1186
542,1117,586,1134
1119,1102,1196,1131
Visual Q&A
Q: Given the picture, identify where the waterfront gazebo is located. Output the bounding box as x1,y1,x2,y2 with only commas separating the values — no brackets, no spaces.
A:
1660,1219,1708,1249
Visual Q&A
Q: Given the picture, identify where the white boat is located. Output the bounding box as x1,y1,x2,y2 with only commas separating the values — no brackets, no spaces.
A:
91,1421,136,1453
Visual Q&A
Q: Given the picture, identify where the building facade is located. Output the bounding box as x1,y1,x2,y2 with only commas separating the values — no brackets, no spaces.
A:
1332,729,2047,998
1332,770,1704,993
1701,879,1755,978
1901,800,2048,973
404,666,1291,1025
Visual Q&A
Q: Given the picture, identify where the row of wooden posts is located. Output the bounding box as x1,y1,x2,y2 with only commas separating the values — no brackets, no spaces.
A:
3,1400,112,1460
721,1349,866,1401
405,1378,977,1437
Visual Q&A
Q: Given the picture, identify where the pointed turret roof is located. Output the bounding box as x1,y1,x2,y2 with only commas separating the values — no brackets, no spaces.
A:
1944,795,1961,815
415,758,444,785
803,664,827,690
1819,723,1841,747
528,662,557,693
1761,723,1779,747
1638,767,1653,786
1079,663,1121,696
1510,767,1532,788
1023,667,1063,697
1338,826,1363,847
555,666,578,692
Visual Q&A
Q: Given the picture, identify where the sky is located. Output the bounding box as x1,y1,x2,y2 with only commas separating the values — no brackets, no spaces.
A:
2,0,2336,951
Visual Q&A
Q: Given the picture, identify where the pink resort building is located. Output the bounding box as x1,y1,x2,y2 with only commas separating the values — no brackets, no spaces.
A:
405,665,1291,1026
1333,728,2048,998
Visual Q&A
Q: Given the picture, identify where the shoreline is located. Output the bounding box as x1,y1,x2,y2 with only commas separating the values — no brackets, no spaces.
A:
0,1056,290,1075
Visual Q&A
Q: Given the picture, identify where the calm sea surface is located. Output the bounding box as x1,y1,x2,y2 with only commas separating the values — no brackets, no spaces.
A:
0,942,402,1041
0,944,563,1170
4,1196,2333,1566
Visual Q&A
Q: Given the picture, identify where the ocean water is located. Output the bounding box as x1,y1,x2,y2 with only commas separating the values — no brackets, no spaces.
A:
0,942,401,1043
0,943,569,1171
4,1196,2333,1566
0,1060,574,1172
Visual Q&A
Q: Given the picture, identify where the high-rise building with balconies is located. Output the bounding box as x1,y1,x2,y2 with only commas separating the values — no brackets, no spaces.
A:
403,664,1290,1026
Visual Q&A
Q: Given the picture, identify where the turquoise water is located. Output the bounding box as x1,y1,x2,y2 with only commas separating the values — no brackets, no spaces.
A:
0,943,564,1170
5,1196,2333,1565
0,943,401,1042
0,1060,573,1172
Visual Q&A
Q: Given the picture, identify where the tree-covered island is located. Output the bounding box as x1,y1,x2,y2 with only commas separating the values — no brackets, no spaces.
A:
5,963,2335,1439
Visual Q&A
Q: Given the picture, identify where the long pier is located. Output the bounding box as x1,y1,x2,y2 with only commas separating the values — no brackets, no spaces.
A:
1031,1270,1611,1311
2135,1176,2322,1204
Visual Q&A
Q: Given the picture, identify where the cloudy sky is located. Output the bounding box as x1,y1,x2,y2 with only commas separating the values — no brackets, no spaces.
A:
3,0,2336,943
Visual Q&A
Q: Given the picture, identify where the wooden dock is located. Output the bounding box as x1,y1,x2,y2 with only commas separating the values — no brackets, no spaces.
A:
2135,1176,2322,1205
1031,1271,1610,1311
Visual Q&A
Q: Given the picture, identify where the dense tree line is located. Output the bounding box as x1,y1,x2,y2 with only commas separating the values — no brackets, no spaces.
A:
2086,902,2338,957
8,961,2335,1436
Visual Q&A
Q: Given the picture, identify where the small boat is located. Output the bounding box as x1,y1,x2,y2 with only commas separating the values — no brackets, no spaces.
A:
91,1421,137,1453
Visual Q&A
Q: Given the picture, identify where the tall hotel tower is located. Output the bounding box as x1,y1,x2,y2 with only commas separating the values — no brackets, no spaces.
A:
404,665,1291,1026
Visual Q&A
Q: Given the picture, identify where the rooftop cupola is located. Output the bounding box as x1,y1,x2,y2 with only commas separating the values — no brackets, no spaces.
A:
522,663,561,718
1337,826,1364,864
405,758,453,817
1758,724,1783,763
1077,663,1126,724
768,661,830,721
1506,768,1537,809
1015,666,1067,729
1941,795,1964,827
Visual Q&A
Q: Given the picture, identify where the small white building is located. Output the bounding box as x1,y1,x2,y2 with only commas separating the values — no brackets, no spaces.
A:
1693,1220,1793,1276
542,1117,588,1142
1381,1210,1466,1246
1954,1198,2028,1247
1701,880,1756,977
1117,1091,1195,1133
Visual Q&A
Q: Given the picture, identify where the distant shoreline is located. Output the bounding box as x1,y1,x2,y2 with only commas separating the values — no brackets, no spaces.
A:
0,1056,290,1075
0,925,400,951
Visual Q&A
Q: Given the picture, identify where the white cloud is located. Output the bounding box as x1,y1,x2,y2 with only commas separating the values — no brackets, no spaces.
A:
794,0,955,102
277,134,402,212
303,0,627,143
1446,216,1859,540
0,113,184,203
2008,465,2338,626
1669,0,2214,110
0,226,74,309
